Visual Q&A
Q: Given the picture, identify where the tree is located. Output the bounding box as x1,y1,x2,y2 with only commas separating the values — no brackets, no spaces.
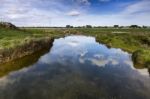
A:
129,25,139,28
114,25,119,28
86,25,92,28
66,25,73,28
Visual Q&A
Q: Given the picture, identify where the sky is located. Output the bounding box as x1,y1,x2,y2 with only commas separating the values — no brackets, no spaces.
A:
0,0,150,26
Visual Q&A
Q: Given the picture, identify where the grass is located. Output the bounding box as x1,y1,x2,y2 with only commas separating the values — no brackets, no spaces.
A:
25,28,150,68
132,49,150,68
0,27,65,49
73,28,150,68
74,28,150,51
0,27,150,68
0,47,50,77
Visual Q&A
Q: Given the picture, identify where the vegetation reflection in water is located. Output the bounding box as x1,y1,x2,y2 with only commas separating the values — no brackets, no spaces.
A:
0,35,150,99
0,44,52,77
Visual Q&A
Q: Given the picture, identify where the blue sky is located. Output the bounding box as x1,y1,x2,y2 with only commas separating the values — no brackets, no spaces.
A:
0,0,150,26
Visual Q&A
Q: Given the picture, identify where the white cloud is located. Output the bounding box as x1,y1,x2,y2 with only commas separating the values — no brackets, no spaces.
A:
0,0,66,26
68,0,150,26
89,58,109,67
67,41,79,47
122,0,150,15
0,0,150,26
67,10,81,16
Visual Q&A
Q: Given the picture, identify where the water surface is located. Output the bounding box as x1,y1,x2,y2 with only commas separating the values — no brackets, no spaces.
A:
0,35,150,99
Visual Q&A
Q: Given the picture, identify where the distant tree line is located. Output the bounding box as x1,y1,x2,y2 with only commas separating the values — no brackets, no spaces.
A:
19,25,150,29
65,25,150,29
0,21,149,29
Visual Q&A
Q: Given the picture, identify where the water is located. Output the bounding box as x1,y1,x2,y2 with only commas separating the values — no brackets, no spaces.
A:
0,35,150,99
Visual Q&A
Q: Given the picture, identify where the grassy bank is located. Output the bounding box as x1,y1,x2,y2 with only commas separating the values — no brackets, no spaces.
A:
0,26,150,68
0,27,65,49
20,28,150,68
73,28,150,68
0,27,67,64
23,28,150,68
0,47,51,77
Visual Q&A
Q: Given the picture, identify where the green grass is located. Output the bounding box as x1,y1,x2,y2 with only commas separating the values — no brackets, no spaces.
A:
73,28,150,68
0,27,150,68
132,49,150,68
0,27,64,49
74,28,150,50
0,47,50,77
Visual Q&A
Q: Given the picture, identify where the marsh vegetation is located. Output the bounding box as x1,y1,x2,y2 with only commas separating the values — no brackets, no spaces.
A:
0,23,150,69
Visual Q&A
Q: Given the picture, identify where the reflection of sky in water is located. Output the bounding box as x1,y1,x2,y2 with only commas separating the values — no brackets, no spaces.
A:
40,36,131,68
0,35,150,99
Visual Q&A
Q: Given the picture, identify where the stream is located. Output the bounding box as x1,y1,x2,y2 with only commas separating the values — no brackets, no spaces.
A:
0,35,150,99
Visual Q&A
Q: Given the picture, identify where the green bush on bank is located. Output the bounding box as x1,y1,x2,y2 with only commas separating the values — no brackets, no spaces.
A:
132,49,150,68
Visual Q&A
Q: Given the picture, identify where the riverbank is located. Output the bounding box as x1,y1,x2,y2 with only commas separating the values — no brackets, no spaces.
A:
0,37,54,64
0,45,52,77
0,26,150,69
56,28,150,69
0,26,62,64
73,28,150,69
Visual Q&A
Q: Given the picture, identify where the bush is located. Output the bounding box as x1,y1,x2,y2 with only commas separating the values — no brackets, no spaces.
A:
132,49,150,68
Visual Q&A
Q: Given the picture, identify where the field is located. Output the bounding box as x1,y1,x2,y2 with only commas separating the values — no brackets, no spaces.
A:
0,26,150,68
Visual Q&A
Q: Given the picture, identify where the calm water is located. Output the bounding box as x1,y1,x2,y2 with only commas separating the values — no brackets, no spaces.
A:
0,35,150,99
